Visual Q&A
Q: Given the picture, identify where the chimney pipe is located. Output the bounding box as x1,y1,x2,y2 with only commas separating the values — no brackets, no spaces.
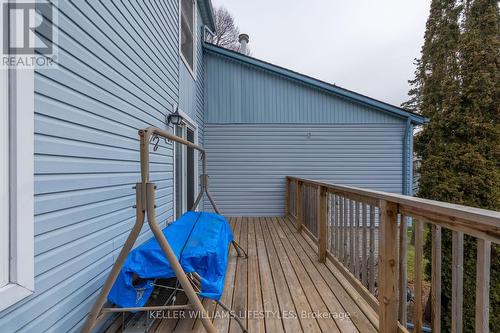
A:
238,33,249,55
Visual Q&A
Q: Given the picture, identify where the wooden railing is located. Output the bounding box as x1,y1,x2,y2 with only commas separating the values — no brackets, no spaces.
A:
285,176,500,333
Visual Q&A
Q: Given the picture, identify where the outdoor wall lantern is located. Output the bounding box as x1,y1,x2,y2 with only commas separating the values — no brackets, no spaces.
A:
167,106,184,126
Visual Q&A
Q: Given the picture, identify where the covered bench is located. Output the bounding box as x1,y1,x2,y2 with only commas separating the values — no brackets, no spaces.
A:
108,211,233,308
82,127,246,333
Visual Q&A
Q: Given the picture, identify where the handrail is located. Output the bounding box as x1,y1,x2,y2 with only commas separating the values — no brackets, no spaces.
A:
287,176,500,243
285,176,500,333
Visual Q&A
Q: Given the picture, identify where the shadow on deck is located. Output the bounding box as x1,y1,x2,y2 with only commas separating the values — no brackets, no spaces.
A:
131,216,378,333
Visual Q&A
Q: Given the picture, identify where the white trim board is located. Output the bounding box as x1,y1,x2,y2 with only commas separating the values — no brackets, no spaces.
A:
0,20,9,289
0,0,35,311
172,110,199,219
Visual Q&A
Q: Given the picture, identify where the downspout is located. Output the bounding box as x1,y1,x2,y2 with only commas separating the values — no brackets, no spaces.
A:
409,121,414,196
203,25,215,45
402,118,412,196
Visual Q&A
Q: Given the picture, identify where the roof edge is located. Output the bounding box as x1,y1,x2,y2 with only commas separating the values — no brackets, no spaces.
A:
203,43,428,125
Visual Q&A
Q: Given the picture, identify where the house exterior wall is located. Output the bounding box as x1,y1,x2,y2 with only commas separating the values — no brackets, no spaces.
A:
0,1,206,331
204,51,412,216
204,124,405,216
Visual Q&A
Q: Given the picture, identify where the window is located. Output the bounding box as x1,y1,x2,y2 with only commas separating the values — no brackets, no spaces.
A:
180,0,196,75
173,112,198,219
0,0,35,311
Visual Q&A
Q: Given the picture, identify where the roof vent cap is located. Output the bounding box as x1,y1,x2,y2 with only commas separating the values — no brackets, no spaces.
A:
238,33,249,55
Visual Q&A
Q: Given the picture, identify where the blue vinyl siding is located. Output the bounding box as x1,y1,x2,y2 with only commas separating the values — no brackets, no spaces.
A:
204,52,405,124
204,124,405,216
0,1,183,332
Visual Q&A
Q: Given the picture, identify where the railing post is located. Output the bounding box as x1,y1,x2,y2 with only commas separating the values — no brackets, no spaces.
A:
378,200,399,333
296,180,303,231
318,185,327,262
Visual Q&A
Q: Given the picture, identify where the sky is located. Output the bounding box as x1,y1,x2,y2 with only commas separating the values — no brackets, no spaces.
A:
211,0,431,107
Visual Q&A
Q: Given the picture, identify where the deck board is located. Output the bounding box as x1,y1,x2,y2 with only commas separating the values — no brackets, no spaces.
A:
212,217,238,333
254,217,284,333
150,216,377,333
230,217,248,332
275,217,359,333
260,217,303,333
247,217,265,333
268,216,340,333
263,216,322,333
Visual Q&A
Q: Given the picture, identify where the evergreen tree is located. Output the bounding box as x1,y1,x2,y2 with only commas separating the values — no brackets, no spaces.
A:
405,0,499,331
454,1,500,331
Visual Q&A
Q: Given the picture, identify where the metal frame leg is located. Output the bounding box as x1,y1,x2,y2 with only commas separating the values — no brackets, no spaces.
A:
145,183,216,333
81,185,146,333
232,240,248,258
214,299,248,333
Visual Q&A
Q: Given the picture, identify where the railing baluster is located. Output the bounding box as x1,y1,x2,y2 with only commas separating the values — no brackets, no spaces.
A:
296,180,303,231
354,201,360,278
339,196,345,265
350,199,355,273
305,186,308,229
318,186,327,262
475,239,491,333
331,193,336,255
344,197,349,266
336,195,341,259
285,177,290,216
309,186,312,232
452,231,464,333
308,186,312,234
369,204,375,294
362,203,368,287
304,186,308,229
431,225,442,333
327,192,331,252
314,185,319,236
414,219,424,333
398,215,408,326
378,200,399,333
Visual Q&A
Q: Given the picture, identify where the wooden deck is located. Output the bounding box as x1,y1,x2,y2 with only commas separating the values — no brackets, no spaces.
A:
146,216,378,333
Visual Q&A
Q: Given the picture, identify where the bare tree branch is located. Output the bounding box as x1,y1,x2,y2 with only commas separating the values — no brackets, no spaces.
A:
205,6,250,55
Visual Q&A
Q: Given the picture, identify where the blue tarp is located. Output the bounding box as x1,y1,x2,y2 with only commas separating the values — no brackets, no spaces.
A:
108,211,233,308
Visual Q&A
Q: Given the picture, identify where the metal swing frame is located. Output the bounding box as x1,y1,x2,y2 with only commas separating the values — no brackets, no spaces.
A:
81,126,247,333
